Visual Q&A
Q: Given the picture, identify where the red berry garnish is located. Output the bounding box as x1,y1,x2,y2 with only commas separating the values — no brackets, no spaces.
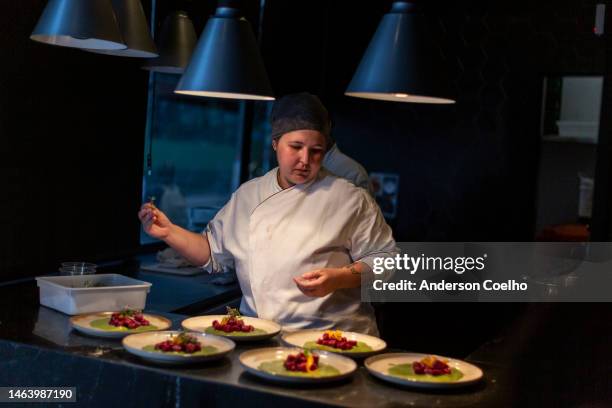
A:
413,356,451,376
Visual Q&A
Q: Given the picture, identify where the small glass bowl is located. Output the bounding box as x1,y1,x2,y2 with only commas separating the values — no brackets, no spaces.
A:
61,262,97,269
59,262,97,276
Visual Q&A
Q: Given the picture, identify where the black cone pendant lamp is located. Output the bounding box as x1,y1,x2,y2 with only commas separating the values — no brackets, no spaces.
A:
88,0,157,57
346,1,455,104
175,0,274,100
142,11,197,74
30,0,125,50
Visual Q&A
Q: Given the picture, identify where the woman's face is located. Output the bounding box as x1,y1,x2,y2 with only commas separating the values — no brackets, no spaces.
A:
273,129,326,189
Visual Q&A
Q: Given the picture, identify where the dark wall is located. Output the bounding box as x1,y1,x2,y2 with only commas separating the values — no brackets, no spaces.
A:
0,1,150,282
263,0,606,243
592,6,612,240
536,142,597,231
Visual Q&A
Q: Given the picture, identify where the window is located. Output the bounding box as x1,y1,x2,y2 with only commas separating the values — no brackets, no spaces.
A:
140,72,273,244
249,101,275,179
541,75,603,144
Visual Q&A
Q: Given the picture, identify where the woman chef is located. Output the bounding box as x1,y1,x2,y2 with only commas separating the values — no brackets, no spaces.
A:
139,93,397,335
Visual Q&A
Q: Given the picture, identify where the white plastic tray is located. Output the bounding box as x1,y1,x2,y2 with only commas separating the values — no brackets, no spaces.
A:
36,274,152,315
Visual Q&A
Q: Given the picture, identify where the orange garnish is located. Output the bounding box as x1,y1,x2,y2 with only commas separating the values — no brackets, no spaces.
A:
306,353,315,372
324,330,343,341
420,355,448,368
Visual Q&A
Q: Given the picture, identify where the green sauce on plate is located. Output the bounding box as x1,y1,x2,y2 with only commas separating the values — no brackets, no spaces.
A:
90,318,158,333
142,345,218,356
388,364,463,382
303,341,373,353
258,360,341,377
204,327,267,336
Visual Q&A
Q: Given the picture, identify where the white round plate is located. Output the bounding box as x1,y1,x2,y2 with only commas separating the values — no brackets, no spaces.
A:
281,330,386,358
70,312,172,339
181,315,281,341
239,347,357,384
122,331,235,364
365,353,483,389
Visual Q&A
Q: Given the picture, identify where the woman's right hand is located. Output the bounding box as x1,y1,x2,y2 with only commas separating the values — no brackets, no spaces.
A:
138,203,173,240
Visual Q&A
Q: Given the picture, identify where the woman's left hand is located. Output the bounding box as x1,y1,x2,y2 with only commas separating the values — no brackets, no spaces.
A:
293,268,342,297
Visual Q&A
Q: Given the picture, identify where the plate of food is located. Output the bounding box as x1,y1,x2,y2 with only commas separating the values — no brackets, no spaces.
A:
181,307,281,341
364,353,483,389
122,331,235,364
281,329,386,358
239,347,357,384
70,309,171,338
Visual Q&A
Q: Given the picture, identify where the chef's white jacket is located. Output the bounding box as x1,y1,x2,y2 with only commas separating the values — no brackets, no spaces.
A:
204,168,396,335
323,144,372,194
